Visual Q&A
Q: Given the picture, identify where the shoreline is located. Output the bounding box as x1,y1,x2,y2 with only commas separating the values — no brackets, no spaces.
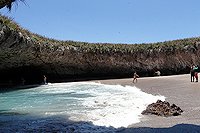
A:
1,74,200,132
92,74,200,129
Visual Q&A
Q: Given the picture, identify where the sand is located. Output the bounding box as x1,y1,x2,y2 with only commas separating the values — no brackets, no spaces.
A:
93,74,200,132
1,74,200,132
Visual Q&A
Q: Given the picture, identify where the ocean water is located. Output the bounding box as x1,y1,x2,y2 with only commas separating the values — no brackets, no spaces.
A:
0,82,165,132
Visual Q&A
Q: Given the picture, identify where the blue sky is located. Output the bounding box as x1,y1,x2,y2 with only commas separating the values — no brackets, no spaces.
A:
1,0,200,44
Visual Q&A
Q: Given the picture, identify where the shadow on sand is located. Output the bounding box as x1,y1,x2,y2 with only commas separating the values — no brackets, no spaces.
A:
0,112,200,133
118,124,200,133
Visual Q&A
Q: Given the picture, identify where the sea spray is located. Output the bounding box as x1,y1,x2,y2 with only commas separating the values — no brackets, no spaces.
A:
79,83,165,127
0,82,165,130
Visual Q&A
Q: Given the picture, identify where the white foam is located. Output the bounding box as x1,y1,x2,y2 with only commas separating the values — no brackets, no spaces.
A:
2,82,165,129
66,82,165,128
41,82,165,128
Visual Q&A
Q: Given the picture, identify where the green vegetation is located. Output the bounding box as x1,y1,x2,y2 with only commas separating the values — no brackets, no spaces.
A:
0,14,199,55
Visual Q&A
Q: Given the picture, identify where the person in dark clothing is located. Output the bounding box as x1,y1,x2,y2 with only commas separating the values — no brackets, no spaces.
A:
190,65,195,82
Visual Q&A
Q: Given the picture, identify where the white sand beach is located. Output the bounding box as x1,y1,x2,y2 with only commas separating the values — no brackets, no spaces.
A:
93,74,200,132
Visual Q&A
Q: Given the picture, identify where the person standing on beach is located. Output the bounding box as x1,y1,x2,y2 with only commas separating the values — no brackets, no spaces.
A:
190,65,195,82
133,72,139,83
194,65,198,82
155,70,161,76
43,75,47,84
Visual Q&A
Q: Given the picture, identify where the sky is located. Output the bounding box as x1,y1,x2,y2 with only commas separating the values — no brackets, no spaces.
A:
1,0,200,44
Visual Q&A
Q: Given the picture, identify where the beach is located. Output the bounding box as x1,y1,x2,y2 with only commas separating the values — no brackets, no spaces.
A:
94,74,200,132
1,74,200,133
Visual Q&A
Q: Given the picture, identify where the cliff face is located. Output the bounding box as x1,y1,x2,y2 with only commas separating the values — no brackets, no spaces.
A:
0,16,200,86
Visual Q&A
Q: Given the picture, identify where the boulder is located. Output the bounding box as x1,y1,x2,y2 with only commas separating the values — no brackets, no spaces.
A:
142,100,183,117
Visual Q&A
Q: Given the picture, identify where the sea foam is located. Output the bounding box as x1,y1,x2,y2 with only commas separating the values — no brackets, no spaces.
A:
0,82,165,129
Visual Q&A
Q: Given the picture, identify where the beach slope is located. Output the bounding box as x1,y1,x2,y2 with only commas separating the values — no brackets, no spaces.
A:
95,74,200,132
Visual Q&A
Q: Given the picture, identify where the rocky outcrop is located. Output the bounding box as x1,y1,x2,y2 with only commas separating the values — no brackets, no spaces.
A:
0,15,200,87
142,100,183,117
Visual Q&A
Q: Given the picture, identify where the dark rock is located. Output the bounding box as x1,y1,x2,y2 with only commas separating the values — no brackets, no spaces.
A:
142,100,183,117
1,15,200,87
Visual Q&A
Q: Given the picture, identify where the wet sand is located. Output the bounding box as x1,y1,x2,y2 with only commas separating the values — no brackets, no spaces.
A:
1,74,200,132
93,74,200,132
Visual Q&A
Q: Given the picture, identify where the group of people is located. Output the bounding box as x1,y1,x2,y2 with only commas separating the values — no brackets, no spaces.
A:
133,65,199,84
132,70,161,83
190,65,199,82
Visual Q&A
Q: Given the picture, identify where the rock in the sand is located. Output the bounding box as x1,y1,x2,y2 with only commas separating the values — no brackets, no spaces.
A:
141,100,183,117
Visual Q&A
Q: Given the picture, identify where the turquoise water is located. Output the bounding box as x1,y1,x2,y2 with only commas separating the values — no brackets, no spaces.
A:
0,82,165,132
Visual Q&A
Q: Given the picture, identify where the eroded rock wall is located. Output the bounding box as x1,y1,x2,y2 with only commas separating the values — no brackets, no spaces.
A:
0,19,200,86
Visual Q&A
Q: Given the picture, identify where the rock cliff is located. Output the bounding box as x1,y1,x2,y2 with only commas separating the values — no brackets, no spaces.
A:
0,15,200,87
